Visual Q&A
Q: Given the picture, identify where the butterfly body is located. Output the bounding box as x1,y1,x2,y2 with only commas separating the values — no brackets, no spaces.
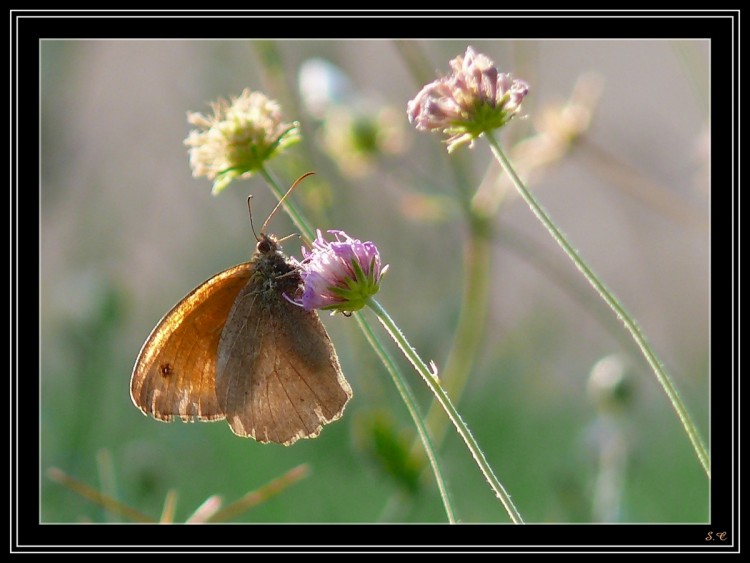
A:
130,233,352,445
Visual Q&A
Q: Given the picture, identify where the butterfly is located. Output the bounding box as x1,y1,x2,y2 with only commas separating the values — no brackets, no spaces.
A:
130,175,352,445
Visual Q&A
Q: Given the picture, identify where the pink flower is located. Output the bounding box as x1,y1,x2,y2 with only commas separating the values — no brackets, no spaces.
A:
407,46,529,152
298,230,388,313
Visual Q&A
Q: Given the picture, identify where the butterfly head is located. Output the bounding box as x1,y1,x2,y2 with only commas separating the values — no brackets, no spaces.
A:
256,232,280,256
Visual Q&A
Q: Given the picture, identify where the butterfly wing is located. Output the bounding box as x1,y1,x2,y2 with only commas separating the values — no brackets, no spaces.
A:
215,281,353,446
130,263,253,423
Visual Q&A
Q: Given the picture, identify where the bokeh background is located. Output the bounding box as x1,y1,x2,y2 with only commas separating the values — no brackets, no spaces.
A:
40,39,709,523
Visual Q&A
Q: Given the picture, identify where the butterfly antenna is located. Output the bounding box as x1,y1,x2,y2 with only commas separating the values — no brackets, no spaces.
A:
246,195,260,241
260,172,315,235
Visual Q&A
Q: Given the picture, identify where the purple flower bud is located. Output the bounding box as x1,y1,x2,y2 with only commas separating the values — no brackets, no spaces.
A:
297,230,388,313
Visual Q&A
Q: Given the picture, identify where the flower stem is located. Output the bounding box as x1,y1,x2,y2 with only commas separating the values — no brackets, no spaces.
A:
353,312,456,523
484,132,710,479
421,215,492,451
367,297,525,524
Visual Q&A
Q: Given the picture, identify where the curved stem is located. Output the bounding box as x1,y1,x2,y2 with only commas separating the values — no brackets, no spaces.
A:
367,297,525,524
485,132,710,478
422,225,492,448
354,313,456,523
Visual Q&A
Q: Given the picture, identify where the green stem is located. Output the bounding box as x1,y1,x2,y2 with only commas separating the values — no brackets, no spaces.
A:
421,224,492,448
367,297,525,524
394,39,495,458
354,313,456,523
485,132,710,479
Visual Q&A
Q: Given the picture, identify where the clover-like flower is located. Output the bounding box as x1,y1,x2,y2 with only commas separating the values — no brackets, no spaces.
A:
297,230,388,313
184,89,301,195
407,46,529,152
320,105,408,179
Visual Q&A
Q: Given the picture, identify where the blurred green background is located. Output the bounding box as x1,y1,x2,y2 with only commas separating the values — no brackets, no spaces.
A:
40,39,709,523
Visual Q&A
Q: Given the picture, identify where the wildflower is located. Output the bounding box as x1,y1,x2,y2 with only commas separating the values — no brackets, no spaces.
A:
297,230,388,313
471,72,602,216
587,355,635,414
320,105,408,178
298,57,355,119
298,58,408,178
407,46,529,152
184,89,301,195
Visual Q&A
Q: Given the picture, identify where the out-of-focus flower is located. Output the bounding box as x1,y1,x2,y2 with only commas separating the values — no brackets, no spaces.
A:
298,58,355,119
184,89,301,195
297,229,388,313
472,72,604,216
320,105,408,178
298,57,408,178
353,410,424,496
586,354,635,415
407,46,529,152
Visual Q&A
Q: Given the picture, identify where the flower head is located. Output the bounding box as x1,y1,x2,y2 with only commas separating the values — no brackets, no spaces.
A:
587,355,635,415
320,105,408,178
407,46,529,152
298,230,388,313
184,89,301,195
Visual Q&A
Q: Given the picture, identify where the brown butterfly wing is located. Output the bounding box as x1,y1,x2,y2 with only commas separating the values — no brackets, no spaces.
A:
215,280,353,446
130,263,253,422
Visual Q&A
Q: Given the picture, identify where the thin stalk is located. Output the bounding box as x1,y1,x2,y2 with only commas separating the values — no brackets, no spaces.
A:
421,225,492,448
47,468,155,523
485,132,710,478
205,464,310,523
95,449,119,523
395,39,496,458
354,312,456,523
367,297,524,524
